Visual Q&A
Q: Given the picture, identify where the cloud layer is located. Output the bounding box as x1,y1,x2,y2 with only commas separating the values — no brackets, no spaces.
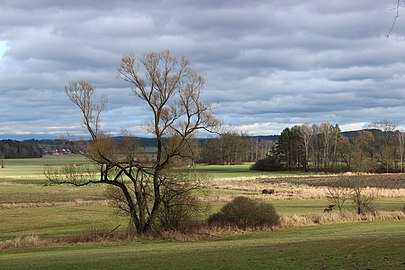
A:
1,0,405,138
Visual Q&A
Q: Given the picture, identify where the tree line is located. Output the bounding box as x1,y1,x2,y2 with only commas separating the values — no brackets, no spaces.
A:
0,140,43,159
197,132,274,165
252,121,405,173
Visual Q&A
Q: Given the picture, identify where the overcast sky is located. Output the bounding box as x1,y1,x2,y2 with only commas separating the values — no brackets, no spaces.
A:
1,0,405,139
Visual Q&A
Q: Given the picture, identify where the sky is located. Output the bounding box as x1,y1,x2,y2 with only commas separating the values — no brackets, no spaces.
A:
1,0,405,139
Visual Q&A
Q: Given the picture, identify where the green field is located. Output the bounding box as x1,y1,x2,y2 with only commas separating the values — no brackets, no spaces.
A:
0,221,404,270
0,155,89,182
0,155,404,269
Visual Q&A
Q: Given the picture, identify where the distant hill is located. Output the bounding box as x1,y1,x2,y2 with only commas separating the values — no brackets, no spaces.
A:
248,135,280,142
342,129,391,141
111,136,158,147
25,135,280,151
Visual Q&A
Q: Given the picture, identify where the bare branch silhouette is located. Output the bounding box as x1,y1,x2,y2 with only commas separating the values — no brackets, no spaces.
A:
387,0,403,38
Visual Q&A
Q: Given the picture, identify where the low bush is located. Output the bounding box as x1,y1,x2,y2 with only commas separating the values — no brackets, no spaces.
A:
250,156,285,171
156,202,200,233
280,211,405,227
155,184,206,234
207,196,280,229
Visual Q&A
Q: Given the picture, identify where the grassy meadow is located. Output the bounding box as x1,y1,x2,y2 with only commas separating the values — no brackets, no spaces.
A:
0,155,404,269
0,221,404,270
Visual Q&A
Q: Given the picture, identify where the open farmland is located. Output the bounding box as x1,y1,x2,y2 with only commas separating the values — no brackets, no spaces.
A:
0,156,404,269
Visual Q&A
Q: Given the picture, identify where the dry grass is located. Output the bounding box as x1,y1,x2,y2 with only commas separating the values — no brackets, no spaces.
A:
0,227,129,250
207,176,405,201
280,211,405,228
1,210,404,250
0,235,51,250
0,199,109,209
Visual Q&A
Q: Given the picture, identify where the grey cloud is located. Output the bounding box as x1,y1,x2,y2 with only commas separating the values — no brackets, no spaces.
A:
1,0,405,137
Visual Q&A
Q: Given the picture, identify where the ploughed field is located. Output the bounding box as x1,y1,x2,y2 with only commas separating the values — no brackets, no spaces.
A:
0,155,404,269
261,173,405,188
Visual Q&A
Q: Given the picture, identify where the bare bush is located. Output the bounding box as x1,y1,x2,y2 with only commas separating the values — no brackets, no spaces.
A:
280,211,405,228
324,176,377,215
156,184,205,233
348,176,377,215
326,177,351,211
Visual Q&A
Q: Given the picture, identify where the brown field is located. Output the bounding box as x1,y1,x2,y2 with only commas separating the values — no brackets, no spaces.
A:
207,174,405,201
260,173,405,188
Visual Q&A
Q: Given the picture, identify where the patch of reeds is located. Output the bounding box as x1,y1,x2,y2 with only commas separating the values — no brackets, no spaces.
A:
0,235,50,250
280,211,405,228
207,178,405,201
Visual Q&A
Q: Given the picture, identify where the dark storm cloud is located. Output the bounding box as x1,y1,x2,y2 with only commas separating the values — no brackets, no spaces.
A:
1,0,405,137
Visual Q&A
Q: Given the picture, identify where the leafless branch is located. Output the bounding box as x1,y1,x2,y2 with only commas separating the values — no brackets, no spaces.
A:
387,0,404,38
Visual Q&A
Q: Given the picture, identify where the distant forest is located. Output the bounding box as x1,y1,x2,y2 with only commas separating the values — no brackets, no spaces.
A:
0,140,43,159
4,121,405,174
252,122,405,173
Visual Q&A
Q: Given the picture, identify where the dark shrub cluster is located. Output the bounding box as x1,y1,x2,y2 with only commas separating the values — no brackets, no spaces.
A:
157,200,200,233
250,156,285,171
208,197,280,229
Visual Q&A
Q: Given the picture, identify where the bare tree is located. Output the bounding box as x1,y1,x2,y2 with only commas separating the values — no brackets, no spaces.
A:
350,178,376,215
64,80,107,140
397,131,405,173
326,176,376,215
367,120,398,172
46,50,219,235
0,153,4,168
387,0,403,38
367,120,397,133
300,124,313,172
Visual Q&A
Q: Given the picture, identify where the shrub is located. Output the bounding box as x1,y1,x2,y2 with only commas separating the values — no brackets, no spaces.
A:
157,201,198,233
349,177,376,215
208,196,280,229
250,156,284,171
326,177,351,212
155,184,205,233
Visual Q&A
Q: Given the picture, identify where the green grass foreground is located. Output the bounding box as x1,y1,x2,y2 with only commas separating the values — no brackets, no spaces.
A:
0,221,404,270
